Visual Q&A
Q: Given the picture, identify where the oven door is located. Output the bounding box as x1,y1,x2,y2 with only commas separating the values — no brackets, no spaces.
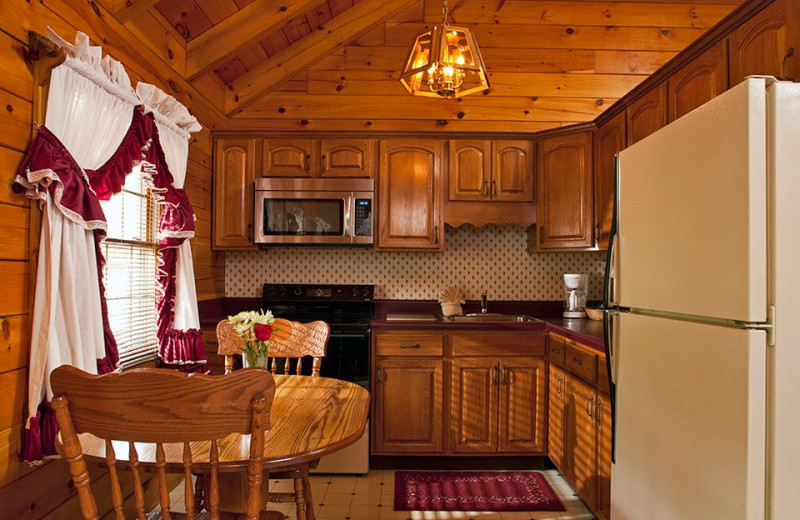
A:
255,190,354,245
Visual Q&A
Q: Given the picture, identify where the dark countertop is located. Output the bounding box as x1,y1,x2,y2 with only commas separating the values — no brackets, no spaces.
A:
200,298,606,354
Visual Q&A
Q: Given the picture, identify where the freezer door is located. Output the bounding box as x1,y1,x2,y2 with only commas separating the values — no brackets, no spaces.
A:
616,78,767,322
610,312,766,520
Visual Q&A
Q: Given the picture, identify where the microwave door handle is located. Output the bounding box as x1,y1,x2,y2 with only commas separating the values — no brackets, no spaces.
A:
344,195,353,240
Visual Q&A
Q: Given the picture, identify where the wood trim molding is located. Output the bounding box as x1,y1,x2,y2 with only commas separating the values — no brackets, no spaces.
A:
185,0,321,81
223,0,419,116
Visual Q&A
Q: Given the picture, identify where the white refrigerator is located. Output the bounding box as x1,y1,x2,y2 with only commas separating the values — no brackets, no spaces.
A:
605,77,800,520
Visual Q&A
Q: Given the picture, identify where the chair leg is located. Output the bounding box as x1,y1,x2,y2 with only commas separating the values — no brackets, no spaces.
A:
294,477,308,520
303,476,315,520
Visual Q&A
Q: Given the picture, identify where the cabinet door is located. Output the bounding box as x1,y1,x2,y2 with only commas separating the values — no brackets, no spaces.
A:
729,0,798,85
263,138,315,177
449,140,491,201
320,138,373,178
593,113,625,251
565,376,597,510
548,365,566,471
626,83,667,145
373,358,443,453
536,130,594,250
498,357,546,453
492,140,534,202
377,139,443,251
213,138,257,249
594,392,613,520
668,41,727,122
450,358,499,453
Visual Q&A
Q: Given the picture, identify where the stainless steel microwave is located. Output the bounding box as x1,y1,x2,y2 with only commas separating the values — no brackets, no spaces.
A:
254,178,374,246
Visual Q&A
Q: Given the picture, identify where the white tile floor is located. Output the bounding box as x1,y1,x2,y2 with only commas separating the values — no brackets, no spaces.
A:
264,469,595,520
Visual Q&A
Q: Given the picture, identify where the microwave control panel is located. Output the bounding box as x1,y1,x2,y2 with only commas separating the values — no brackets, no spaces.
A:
353,199,372,236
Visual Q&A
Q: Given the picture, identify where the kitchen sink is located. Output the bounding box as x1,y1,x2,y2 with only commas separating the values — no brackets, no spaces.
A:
442,314,539,323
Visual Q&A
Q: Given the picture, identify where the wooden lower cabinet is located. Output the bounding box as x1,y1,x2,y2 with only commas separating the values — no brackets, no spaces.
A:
595,392,613,520
373,357,443,453
450,357,499,453
548,365,566,469
498,357,547,452
565,375,598,510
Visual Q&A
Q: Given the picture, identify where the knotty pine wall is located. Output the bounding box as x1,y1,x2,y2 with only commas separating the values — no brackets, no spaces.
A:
0,1,223,517
226,0,741,132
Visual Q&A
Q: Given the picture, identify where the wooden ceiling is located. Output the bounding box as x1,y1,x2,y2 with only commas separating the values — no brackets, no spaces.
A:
100,0,744,132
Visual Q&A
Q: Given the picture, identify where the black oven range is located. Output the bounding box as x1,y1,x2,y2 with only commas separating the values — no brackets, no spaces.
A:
262,283,374,390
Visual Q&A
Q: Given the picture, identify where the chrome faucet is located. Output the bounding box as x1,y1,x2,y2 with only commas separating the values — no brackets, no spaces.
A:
480,290,488,314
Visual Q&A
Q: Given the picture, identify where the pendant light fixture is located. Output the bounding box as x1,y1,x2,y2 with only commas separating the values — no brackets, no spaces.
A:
399,0,490,99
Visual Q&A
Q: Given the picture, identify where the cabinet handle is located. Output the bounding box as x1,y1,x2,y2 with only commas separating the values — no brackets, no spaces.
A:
492,179,498,198
482,179,490,197
493,364,499,385
595,397,602,425
539,225,545,245
247,223,254,242
399,343,421,349
594,222,600,242
501,364,508,385
321,154,327,172
586,394,595,418
556,375,563,396
434,225,439,245
783,47,795,81
376,368,383,384
305,153,311,173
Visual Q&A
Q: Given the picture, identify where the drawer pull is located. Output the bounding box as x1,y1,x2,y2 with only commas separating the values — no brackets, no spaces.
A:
399,343,421,349
572,357,583,366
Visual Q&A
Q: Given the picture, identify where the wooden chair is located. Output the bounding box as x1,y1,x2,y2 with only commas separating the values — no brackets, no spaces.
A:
216,318,329,520
50,365,282,520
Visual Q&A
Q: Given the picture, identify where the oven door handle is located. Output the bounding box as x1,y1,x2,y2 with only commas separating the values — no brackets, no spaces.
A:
329,333,370,339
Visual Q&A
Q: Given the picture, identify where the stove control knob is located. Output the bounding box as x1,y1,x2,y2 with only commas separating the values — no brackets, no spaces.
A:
351,287,360,297
363,287,370,296
294,287,303,296
278,287,287,297
266,287,276,298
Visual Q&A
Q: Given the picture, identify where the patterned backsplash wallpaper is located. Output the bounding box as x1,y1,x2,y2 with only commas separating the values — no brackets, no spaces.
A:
225,225,608,301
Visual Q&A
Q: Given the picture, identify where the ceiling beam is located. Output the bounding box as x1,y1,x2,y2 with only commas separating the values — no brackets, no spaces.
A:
224,0,419,116
184,0,322,81
110,0,162,24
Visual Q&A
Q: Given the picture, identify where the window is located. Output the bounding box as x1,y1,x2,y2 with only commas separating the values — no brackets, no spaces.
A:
99,166,161,367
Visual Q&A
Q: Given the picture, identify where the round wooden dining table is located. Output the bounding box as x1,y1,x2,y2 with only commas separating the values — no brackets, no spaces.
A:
74,374,370,471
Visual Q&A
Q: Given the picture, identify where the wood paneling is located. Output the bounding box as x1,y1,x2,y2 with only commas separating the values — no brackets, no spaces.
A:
0,315,30,375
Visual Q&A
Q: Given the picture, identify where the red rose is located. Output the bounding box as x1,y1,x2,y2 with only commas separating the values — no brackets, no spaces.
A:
254,324,274,341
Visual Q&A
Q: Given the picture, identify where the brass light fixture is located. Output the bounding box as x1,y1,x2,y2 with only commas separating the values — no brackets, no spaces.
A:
399,0,490,99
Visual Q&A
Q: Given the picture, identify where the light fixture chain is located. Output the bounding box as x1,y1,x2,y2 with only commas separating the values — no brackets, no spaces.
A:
442,0,448,25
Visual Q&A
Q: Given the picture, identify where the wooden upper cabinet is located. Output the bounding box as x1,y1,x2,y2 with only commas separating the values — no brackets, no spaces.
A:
535,130,594,250
449,140,533,203
626,83,667,145
668,41,728,122
377,139,443,251
498,356,546,453
213,138,257,250
449,140,491,201
373,357,444,453
492,140,534,202
594,113,626,251
262,138,315,177
728,0,799,84
320,138,374,178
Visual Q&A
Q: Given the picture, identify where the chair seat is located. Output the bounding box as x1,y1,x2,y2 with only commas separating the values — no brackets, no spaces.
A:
149,510,285,520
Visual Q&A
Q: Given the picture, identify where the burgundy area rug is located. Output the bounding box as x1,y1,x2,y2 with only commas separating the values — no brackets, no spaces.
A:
394,471,565,512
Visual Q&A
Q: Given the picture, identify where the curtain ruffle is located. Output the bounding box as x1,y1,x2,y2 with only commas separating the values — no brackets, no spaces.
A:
157,327,206,366
21,402,60,464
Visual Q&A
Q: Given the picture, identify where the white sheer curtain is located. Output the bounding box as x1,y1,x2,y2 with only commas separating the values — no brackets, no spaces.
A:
136,83,203,332
22,29,137,458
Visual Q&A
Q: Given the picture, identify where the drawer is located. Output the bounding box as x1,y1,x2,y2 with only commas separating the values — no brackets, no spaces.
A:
548,334,566,367
375,333,444,356
565,342,597,384
451,332,546,357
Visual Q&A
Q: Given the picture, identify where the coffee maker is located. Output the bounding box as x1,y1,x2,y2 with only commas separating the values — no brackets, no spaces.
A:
563,273,588,318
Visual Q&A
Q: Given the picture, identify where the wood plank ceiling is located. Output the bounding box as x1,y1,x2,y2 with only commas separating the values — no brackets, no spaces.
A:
103,0,744,132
